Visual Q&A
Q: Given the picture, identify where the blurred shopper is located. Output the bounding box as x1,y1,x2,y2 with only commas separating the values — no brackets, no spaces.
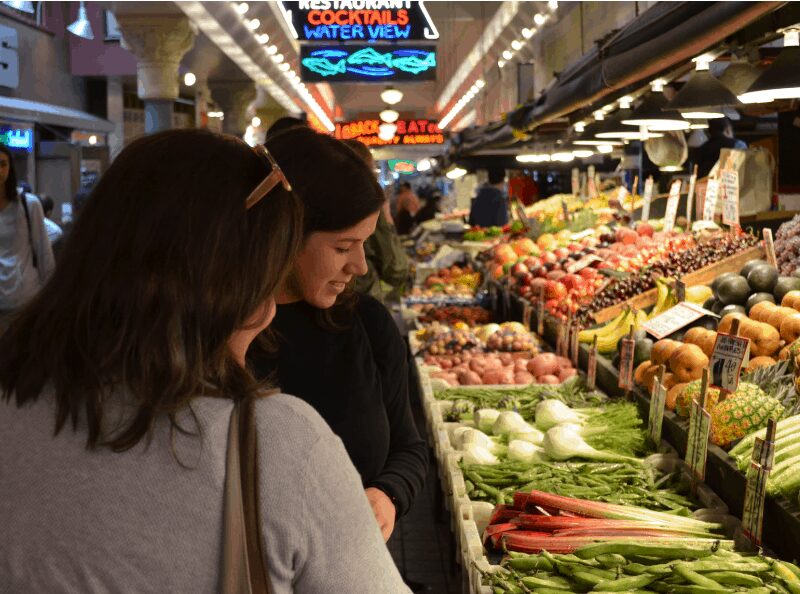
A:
36,194,64,246
0,129,410,593
343,139,409,302
469,166,510,227
414,190,442,225
266,115,308,138
249,127,428,544
0,146,55,330
691,116,748,178
394,182,420,234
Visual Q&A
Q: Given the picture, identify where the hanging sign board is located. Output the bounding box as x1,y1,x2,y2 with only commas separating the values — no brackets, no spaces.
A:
300,44,437,82
388,159,416,174
721,168,740,227
333,119,444,146
279,1,439,41
663,180,682,233
641,176,654,222
703,178,720,222
0,124,32,152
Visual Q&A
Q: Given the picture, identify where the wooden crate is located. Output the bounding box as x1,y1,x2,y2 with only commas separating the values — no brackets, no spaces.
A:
592,245,765,324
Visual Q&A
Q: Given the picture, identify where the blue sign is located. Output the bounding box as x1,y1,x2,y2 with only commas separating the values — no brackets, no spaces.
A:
0,125,33,152
301,45,436,82
279,1,439,41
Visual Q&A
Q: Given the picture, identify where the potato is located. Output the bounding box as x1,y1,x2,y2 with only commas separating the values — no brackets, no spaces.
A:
765,306,798,330
514,371,535,384
683,327,707,346
558,367,577,382
537,374,561,384
527,354,559,377
457,370,483,385
668,343,708,383
744,320,781,357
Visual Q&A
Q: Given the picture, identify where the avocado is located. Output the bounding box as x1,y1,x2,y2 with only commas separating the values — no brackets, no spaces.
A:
716,275,751,305
711,300,726,315
697,316,719,331
746,292,775,314
774,277,800,304
741,259,768,278
703,297,718,311
711,272,740,298
747,264,779,293
719,304,747,318
633,338,654,366
632,329,647,343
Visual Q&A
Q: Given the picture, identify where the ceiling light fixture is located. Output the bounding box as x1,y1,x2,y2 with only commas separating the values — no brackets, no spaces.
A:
622,80,690,131
739,26,800,103
251,116,261,127
272,53,284,63
417,158,432,172
596,143,614,154
266,45,278,55
445,167,467,180
522,28,534,39
246,18,260,30
67,1,94,40
183,72,196,86
690,120,709,129
381,86,403,105
516,153,551,163
235,2,249,15
548,0,559,10
511,39,523,51
475,79,486,89
498,59,506,68
256,33,270,44
502,50,513,61
279,63,290,72
380,108,399,123
666,55,741,118
534,13,546,26
594,96,650,140
378,123,398,141
550,150,575,162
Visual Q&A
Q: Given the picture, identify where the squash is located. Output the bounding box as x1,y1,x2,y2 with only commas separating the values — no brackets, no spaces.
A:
765,306,798,330
781,290,800,310
741,320,781,357
694,329,718,358
668,343,709,383
718,312,748,334
749,300,777,322
651,339,681,366
683,327,707,346
746,356,776,373
780,313,800,343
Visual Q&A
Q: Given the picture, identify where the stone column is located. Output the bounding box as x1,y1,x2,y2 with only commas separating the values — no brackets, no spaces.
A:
116,15,195,134
210,81,257,138
106,76,125,159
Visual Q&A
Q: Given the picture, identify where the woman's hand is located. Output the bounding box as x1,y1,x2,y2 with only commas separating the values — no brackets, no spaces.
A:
364,487,396,541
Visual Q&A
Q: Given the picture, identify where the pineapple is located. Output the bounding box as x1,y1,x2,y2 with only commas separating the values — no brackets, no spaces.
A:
674,380,721,418
709,383,784,448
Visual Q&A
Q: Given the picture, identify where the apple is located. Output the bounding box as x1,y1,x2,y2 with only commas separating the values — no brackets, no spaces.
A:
541,252,557,264
531,265,547,278
560,274,583,291
511,263,529,278
523,256,541,269
553,247,570,260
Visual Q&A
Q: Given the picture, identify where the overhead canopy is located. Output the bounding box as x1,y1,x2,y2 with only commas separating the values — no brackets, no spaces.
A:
510,1,783,133
0,96,115,133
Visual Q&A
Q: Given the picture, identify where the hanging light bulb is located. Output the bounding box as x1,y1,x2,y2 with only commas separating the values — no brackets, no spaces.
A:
622,80,690,131
534,13,546,26
235,2,249,15
256,33,270,44
574,122,585,133
475,79,486,89
279,63,290,72
521,28,534,39
597,144,614,154
246,18,260,30
378,123,397,140
511,40,523,51
380,86,403,105
502,50,514,61
266,45,278,55
183,72,196,86
417,159,432,172
548,0,559,10
251,116,262,127
380,109,399,123
446,167,467,179
739,27,800,103
666,55,741,118
272,53,284,63
498,59,506,68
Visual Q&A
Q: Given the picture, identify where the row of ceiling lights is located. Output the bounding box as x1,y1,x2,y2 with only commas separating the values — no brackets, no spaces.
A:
439,1,558,131
231,2,335,131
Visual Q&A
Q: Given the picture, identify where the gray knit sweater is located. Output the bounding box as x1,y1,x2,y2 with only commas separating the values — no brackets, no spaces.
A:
0,391,410,593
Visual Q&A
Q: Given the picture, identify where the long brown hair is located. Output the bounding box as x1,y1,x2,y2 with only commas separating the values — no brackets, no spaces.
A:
0,129,303,451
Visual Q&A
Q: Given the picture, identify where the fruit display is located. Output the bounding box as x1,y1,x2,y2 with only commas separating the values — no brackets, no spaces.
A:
463,220,525,241
419,263,482,294
425,351,578,387
775,213,800,275
413,304,492,325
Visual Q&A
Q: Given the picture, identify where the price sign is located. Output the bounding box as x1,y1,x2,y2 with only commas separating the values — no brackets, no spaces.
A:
685,398,712,482
587,336,598,390
722,168,740,227
641,176,654,222
523,301,532,329
571,168,580,197
763,228,778,268
642,302,715,340
615,185,630,210
710,332,751,392
570,322,579,366
648,374,667,448
587,166,598,198
703,179,720,222
743,420,776,547
686,167,698,226
536,286,544,335
618,334,635,390
565,255,602,274
663,180,682,233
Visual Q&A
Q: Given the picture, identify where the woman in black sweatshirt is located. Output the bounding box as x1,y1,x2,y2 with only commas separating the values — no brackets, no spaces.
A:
248,128,427,540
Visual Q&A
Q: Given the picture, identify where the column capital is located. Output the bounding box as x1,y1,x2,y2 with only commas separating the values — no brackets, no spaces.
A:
117,15,195,101
209,81,258,137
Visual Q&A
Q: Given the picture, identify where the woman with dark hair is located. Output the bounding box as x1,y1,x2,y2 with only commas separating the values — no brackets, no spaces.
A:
0,129,410,593
0,145,55,327
249,127,428,543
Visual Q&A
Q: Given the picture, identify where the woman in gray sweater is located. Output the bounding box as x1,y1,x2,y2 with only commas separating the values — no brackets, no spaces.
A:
0,129,410,593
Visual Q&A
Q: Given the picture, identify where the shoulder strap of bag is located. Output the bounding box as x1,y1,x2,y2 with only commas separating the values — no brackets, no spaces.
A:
19,194,39,270
222,399,271,594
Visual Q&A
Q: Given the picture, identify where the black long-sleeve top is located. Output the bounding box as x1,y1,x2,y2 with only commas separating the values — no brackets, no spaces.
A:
248,295,428,517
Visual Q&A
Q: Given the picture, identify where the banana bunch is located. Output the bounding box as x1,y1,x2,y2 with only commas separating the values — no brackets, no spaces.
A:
648,277,678,319
578,308,647,354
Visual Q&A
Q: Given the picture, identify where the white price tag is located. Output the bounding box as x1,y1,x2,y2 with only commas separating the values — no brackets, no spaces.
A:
722,169,740,227
642,302,714,340
703,179,720,222
663,180,682,233
641,176,654,222
710,332,751,392
616,185,630,209
587,166,598,198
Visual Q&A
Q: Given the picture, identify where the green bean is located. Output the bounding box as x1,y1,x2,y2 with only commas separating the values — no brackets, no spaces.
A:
701,571,763,587
648,584,728,594
574,542,717,560
529,588,577,594
569,570,605,587
506,557,554,572
592,574,657,591
595,554,627,568
674,564,725,589
680,560,771,573
519,576,571,590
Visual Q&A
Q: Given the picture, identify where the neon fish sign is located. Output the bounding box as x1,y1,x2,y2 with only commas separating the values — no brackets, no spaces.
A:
301,45,436,82
279,0,439,41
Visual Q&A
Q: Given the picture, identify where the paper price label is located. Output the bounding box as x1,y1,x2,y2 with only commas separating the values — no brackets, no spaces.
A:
752,436,775,471
663,180,682,233
615,185,630,210
587,337,597,390
571,168,580,197
642,302,715,340
579,172,588,200
648,380,667,448
710,332,751,392
722,169,740,227
641,176,654,222
763,228,778,268
703,179,720,222
536,287,544,335
523,301,532,329
742,462,770,547
618,337,635,390
685,399,711,482
686,172,698,226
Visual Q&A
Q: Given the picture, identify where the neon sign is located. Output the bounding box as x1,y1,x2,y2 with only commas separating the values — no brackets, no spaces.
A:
334,119,444,146
279,1,439,41
300,45,436,82
389,159,416,174
0,125,33,152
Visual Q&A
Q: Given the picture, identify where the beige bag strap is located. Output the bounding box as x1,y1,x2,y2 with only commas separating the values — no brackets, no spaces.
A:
222,399,271,594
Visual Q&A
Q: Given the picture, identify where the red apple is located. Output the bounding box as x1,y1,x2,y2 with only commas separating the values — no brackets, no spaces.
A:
553,247,570,260
541,252,557,264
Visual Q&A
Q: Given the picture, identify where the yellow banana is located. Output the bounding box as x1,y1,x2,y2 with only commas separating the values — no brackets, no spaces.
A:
579,308,630,343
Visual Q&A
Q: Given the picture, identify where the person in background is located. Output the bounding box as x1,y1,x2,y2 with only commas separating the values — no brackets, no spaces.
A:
469,166,510,228
413,190,442,225
343,139,409,302
0,145,55,329
394,182,420,235
36,194,63,247
248,127,428,545
266,115,308,138
0,129,410,593
691,116,748,178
